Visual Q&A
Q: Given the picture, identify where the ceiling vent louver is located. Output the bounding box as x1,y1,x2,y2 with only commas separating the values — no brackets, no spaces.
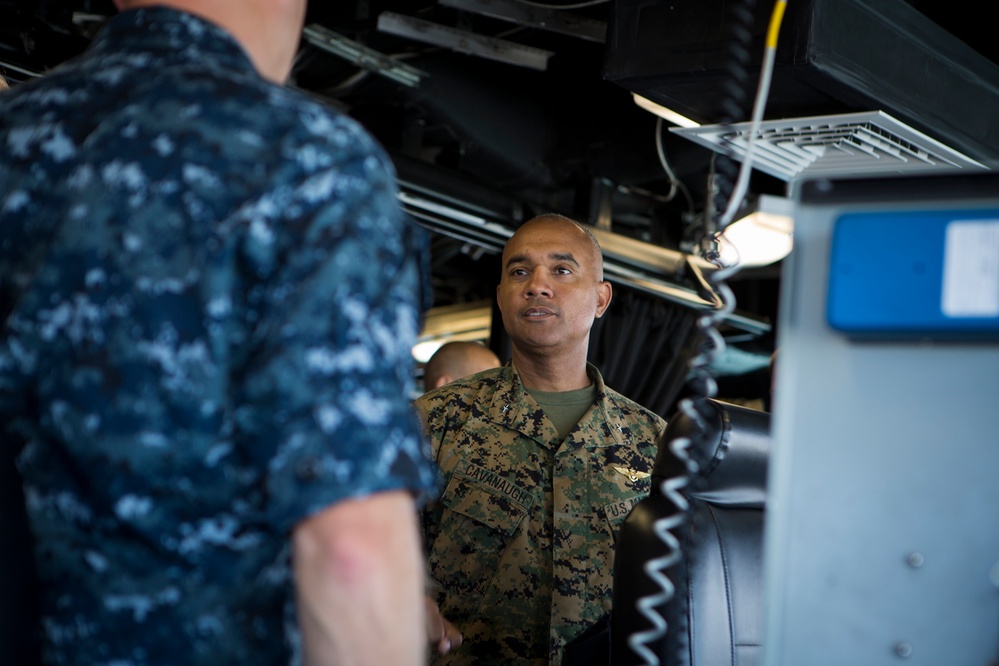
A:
671,111,989,181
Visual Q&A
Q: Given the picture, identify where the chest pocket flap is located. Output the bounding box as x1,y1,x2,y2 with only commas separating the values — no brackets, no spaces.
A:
441,460,534,536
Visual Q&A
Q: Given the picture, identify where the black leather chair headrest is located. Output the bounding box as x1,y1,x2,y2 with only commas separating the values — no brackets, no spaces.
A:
652,399,770,509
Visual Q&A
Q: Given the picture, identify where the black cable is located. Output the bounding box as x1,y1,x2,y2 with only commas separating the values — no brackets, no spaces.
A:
707,0,757,250
626,1,762,664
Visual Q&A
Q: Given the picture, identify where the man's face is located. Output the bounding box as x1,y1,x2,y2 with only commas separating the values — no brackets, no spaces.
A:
496,218,612,357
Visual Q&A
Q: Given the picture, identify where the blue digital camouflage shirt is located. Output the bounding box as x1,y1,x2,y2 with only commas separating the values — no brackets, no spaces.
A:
0,7,437,665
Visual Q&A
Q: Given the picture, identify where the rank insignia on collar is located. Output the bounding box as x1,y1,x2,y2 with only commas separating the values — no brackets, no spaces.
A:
613,466,651,483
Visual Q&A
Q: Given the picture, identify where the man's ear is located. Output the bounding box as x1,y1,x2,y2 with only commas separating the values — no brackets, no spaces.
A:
433,374,453,390
594,281,612,318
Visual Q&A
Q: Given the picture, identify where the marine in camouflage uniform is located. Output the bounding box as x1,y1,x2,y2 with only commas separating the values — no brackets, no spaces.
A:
0,7,436,665
415,360,665,665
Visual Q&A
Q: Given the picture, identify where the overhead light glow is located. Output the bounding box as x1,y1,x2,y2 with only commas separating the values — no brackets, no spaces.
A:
632,93,700,128
717,195,794,268
412,340,447,364
412,301,493,364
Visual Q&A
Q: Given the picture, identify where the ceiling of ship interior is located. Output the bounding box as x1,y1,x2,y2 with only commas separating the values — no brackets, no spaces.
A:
3,0,999,396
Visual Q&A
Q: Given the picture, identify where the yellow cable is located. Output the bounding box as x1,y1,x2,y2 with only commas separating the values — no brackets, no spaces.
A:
766,0,788,49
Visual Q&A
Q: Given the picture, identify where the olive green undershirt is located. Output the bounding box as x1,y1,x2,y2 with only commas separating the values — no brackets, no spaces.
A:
526,383,598,441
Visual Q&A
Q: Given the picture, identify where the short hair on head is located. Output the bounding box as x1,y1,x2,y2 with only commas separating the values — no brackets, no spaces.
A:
518,213,604,281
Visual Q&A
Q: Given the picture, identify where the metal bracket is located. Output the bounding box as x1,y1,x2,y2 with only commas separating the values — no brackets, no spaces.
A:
377,11,553,71
301,24,428,88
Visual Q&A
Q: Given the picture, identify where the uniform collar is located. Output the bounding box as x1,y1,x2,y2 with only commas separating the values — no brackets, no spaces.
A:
89,6,257,77
487,361,628,449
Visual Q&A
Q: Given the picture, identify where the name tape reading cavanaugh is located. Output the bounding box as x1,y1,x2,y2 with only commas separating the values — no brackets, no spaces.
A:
460,461,534,509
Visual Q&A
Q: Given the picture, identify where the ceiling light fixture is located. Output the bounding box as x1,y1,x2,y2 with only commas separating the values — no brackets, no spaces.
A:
412,301,494,363
716,194,794,268
632,93,700,128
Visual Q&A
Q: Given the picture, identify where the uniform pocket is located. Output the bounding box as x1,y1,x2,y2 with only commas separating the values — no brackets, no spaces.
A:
440,461,532,535
429,463,534,617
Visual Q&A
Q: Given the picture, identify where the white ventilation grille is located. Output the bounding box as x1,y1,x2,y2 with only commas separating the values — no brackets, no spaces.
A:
671,111,988,181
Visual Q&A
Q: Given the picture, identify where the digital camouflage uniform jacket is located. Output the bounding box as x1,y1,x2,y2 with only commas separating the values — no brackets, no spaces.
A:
414,362,666,666
0,7,437,665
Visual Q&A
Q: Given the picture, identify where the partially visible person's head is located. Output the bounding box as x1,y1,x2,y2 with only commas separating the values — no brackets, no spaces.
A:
112,0,307,83
423,341,500,392
496,214,612,359
0,76,9,91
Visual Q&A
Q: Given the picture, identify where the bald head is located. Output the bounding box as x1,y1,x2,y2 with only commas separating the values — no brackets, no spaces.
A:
510,213,605,281
423,341,501,392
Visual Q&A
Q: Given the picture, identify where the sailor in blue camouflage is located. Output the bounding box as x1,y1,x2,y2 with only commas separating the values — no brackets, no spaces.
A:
415,363,665,665
0,6,437,665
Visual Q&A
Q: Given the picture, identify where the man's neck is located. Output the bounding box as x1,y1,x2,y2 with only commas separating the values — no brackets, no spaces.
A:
115,0,301,83
512,348,591,392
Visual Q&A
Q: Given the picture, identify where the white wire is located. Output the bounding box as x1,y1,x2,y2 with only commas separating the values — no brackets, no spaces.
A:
717,13,782,231
626,434,697,666
627,4,786,661
655,118,696,214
